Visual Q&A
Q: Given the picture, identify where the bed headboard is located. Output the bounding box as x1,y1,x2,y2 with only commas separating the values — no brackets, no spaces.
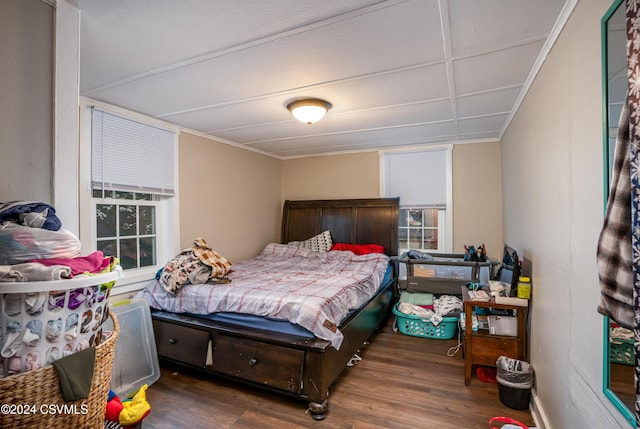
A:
281,198,400,257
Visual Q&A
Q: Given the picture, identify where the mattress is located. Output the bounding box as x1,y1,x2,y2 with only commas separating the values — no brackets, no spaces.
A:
138,243,391,349
176,265,394,338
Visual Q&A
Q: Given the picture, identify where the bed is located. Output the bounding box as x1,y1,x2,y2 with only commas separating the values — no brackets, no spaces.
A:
142,198,399,420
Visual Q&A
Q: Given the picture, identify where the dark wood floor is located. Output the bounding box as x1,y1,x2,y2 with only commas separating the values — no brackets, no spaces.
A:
142,317,534,429
610,362,634,412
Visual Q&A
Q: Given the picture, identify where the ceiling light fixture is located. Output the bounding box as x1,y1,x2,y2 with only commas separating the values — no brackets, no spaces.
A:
287,98,332,124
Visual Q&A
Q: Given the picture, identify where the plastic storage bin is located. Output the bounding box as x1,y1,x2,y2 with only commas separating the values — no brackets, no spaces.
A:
0,267,122,377
392,304,458,339
413,254,494,283
401,253,498,295
106,298,160,397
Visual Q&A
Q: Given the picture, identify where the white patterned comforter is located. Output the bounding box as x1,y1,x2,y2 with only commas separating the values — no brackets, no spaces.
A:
137,243,390,349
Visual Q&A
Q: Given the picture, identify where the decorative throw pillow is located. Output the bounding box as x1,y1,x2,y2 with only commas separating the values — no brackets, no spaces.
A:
289,230,333,252
330,243,385,255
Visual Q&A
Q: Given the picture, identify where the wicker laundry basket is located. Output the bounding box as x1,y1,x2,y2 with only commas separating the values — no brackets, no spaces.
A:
0,311,119,428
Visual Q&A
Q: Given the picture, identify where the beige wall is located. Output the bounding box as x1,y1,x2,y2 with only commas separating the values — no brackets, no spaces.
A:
500,0,624,427
0,0,53,203
281,143,503,258
179,132,282,262
452,142,503,259
281,152,380,202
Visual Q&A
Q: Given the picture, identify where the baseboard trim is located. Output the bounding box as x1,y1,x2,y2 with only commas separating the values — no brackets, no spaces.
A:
530,388,549,429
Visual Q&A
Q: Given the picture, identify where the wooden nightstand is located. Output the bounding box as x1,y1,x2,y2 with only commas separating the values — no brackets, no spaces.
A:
461,286,528,385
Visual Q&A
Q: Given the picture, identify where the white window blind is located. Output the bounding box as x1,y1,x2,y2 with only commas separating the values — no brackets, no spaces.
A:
383,149,447,207
91,108,176,195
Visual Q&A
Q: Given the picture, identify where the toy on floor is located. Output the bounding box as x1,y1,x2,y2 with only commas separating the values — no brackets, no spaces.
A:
105,384,151,428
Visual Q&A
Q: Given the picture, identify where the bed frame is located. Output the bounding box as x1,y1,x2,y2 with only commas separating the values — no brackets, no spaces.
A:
150,198,399,420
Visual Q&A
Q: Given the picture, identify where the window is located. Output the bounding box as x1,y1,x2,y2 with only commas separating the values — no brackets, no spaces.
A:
94,190,157,270
79,100,179,290
399,207,445,251
381,147,452,254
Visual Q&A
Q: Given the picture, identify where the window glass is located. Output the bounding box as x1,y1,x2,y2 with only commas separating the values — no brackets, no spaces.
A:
398,208,441,253
94,193,158,271
96,204,116,238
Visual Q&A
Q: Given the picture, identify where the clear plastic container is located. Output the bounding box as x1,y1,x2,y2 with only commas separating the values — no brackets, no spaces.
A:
105,298,159,397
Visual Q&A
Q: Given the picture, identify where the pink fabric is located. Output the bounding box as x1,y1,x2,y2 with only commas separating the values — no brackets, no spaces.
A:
28,251,111,278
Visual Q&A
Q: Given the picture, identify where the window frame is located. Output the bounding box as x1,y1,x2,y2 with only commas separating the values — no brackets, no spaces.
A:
79,98,180,293
379,145,453,254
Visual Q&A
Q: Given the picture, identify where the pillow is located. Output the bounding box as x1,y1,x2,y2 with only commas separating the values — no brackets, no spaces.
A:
288,230,333,252
330,243,385,255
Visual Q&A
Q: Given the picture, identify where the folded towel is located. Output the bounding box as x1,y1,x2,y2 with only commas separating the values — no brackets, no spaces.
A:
397,302,434,319
0,263,71,282
27,251,110,278
399,291,433,306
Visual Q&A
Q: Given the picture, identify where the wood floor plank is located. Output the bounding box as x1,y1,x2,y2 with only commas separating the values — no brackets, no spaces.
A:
142,317,535,429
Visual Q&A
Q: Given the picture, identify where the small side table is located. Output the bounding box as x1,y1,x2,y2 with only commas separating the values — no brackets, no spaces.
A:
461,286,528,385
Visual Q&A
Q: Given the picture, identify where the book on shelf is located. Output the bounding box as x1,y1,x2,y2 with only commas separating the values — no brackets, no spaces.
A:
468,290,490,302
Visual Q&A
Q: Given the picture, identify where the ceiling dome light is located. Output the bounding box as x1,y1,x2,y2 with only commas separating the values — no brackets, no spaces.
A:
287,99,332,124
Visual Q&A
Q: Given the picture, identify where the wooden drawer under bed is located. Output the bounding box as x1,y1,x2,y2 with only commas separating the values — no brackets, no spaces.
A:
212,334,304,394
153,320,210,368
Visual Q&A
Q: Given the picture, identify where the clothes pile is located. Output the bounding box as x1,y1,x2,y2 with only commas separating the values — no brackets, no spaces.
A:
397,293,462,326
0,200,119,378
157,237,232,294
0,201,81,266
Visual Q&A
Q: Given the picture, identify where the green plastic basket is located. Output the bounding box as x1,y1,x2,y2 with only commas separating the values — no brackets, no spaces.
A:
610,337,634,366
392,304,458,339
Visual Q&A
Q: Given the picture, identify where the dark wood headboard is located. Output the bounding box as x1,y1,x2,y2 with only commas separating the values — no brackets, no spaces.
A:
281,198,400,257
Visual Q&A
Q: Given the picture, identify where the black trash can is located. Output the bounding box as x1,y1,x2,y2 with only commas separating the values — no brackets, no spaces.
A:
496,355,534,410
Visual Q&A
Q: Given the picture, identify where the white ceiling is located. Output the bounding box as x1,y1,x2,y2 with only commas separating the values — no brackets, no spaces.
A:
75,0,572,159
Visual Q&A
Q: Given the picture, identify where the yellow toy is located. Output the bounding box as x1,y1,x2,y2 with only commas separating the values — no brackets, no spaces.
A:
120,384,151,427
105,384,151,428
